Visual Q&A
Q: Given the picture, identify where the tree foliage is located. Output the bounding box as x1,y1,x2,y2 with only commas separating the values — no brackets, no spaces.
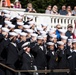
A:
10,0,76,13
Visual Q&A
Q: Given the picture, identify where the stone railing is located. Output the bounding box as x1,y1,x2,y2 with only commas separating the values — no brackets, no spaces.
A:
0,7,76,31
24,13,76,31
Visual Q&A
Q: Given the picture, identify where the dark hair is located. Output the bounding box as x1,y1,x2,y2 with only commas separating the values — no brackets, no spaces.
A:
67,24,73,28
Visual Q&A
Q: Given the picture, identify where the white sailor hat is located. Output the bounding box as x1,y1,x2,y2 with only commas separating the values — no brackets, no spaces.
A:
37,27,43,31
4,21,11,25
18,12,25,16
57,41,64,45
31,33,38,37
49,30,55,33
23,25,30,29
58,29,66,33
14,29,22,34
41,34,47,38
2,10,10,14
72,39,76,43
26,29,33,33
61,35,68,40
22,42,30,48
50,28,56,31
2,27,9,32
68,39,72,42
17,22,24,26
50,34,57,38
20,32,27,36
9,32,18,36
4,14,11,18
8,24,15,28
16,16,23,19
27,15,33,19
37,35,43,40
0,25,2,28
47,42,54,45
40,31,46,35
28,21,35,25
49,29,56,35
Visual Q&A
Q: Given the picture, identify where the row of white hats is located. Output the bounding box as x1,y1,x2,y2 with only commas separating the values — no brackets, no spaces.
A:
1,27,37,37
49,34,68,39
7,31,38,37
2,10,25,16
22,39,76,48
1,26,68,39
8,32,46,40
1,27,34,33
0,24,31,29
47,39,76,46
2,10,34,19
0,25,66,33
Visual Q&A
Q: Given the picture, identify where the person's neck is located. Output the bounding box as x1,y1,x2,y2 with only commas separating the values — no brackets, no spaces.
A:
68,30,72,33
74,48,76,50
26,51,30,54
74,10,76,11
62,9,66,11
